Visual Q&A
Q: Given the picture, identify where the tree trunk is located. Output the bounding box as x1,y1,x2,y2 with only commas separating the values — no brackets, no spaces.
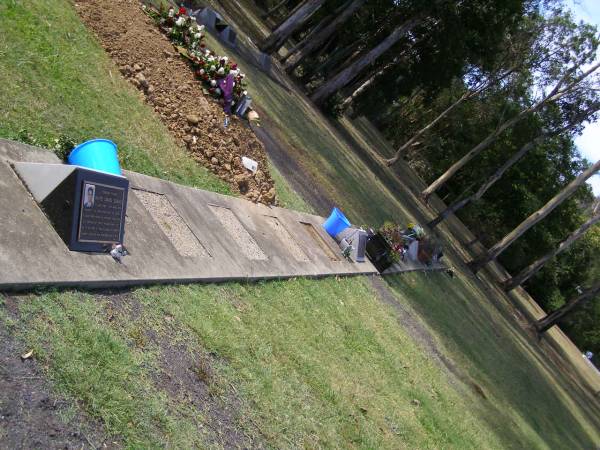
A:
301,40,360,84
428,136,543,228
339,58,399,110
421,61,600,200
503,212,600,291
260,0,326,54
279,7,333,63
261,0,294,19
387,91,471,166
310,17,421,105
468,159,600,272
272,0,308,29
534,282,600,333
385,66,520,167
284,0,366,72
421,107,538,200
280,0,354,64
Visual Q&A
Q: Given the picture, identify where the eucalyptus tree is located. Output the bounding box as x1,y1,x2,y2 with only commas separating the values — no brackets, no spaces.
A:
384,25,535,167
468,159,600,272
422,9,600,200
283,0,367,72
503,211,600,291
260,0,326,54
534,282,600,333
310,0,528,106
261,0,296,20
427,99,600,228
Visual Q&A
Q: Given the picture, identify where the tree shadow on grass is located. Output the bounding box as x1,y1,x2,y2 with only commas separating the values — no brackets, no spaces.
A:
385,272,599,449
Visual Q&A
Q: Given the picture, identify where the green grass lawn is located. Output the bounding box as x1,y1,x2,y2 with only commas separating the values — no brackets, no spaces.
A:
1,0,599,449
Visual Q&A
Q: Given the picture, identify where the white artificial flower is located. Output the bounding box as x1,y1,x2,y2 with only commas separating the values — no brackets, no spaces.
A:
215,88,222,95
243,90,248,96
175,16,186,27
142,5,147,10
210,79,217,87
240,73,246,79
207,55,215,62
217,67,225,75
229,69,239,77
168,8,174,17
209,65,216,71
198,25,205,31
194,33,202,40
199,69,205,75
221,56,228,62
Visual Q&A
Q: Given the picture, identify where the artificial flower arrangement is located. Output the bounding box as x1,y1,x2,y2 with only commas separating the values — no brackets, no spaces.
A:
144,4,248,105
377,221,426,262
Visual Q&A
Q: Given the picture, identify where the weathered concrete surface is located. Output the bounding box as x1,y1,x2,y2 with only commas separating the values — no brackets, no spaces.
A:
0,139,376,290
13,162,77,203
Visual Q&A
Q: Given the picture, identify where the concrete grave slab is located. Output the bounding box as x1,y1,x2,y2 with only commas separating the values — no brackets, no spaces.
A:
0,139,376,290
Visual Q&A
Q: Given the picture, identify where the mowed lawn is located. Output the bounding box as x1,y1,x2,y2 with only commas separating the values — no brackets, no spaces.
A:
0,0,599,449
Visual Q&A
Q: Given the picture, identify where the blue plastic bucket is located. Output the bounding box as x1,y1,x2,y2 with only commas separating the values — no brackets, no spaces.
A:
67,139,121,176
323,207,351,238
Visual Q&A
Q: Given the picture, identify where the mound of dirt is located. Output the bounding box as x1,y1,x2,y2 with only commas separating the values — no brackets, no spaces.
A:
75,0,277,205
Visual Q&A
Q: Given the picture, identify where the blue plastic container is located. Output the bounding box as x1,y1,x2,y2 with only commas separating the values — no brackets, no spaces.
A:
67,139,121,176
323,207,351,238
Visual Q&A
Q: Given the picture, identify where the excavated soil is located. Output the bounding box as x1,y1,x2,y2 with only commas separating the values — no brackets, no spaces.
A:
75,0,277,205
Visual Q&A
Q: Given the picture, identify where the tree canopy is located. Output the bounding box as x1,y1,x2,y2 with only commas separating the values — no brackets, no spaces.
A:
257,0,600,357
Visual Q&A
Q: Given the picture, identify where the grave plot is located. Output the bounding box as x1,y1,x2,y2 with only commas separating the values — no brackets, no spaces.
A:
0,139,376,290
209,205,267,261
74,0,276,205
134,189,210,258
263,216,309,262
300,222,340,262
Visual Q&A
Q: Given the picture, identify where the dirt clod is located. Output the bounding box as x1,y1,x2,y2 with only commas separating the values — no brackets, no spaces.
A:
186,114,200,125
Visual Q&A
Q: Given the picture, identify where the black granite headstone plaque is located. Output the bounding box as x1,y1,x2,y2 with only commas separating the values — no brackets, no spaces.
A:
78,181,126,243
41,167,129,253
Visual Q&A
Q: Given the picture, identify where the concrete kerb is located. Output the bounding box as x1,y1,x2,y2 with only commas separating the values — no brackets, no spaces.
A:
0,139,377,291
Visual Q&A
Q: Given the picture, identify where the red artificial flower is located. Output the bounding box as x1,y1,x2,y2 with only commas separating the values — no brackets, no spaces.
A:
231,63,237,70
200,43,206,48
179,6,186,15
